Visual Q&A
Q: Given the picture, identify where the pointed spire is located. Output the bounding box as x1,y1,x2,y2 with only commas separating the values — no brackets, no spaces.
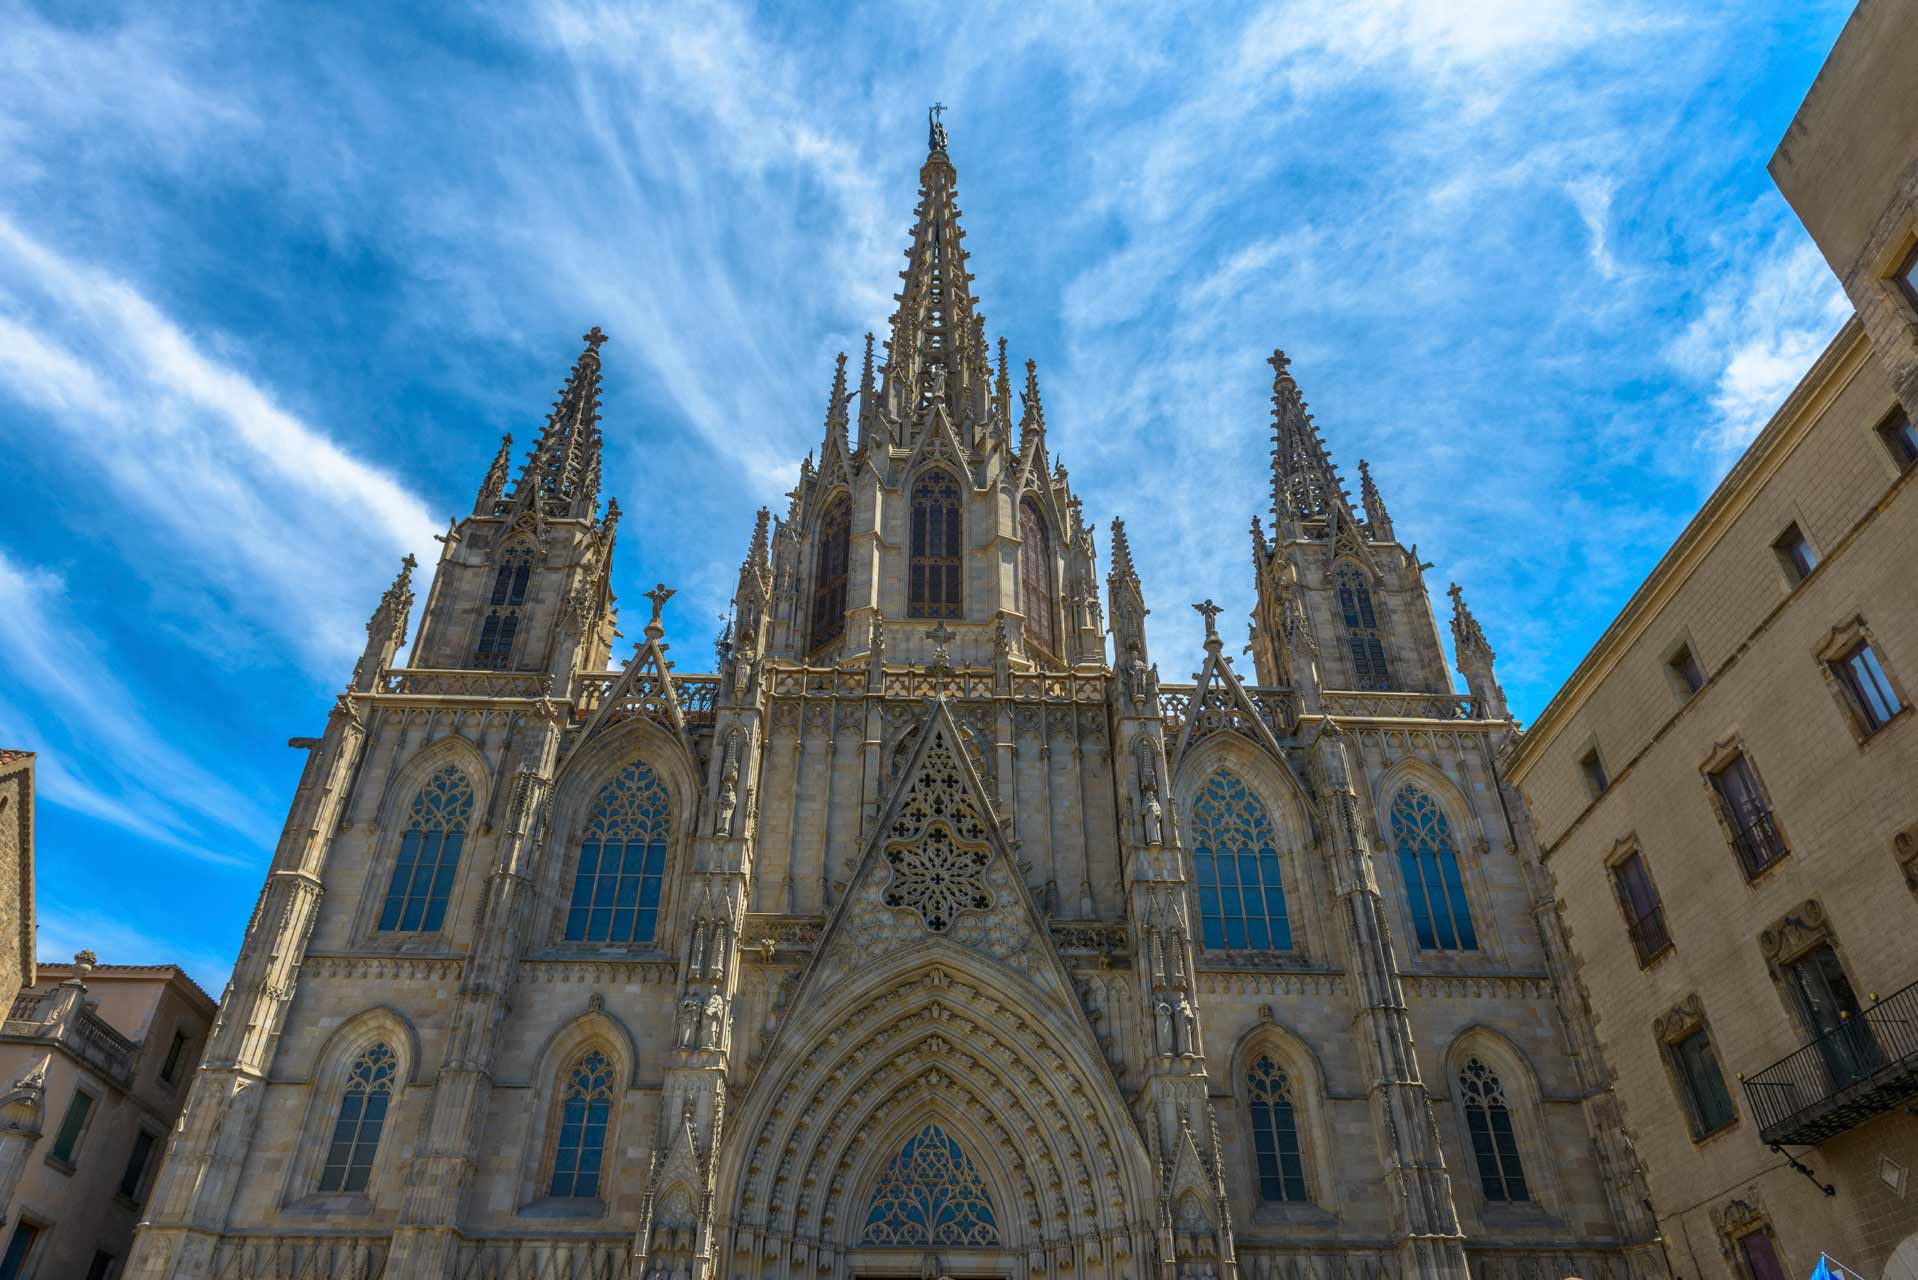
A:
880,110,984,439
509,327,608,519
1358,459,1395,542
856,332,882,453
1448,583,1493,664
1018,358,1046,453
1448,582,1507,719
1110,517,1138,584
352,554,417,692
748,506,771,573
475,432,513,514
823,350,850,452
1267,348,1346,536
994,336,1012,437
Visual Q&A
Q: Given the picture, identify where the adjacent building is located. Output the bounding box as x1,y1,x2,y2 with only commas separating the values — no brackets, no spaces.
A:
128,114,1660,1280
1505,7,1918,1280
0,954,216,1279
0,752,34,1019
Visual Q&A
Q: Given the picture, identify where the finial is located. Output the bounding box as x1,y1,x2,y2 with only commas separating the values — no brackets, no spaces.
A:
1193,599,1223,644
583,326,609,352
825,351,850,434
928,102,949,153
748,507,771,571
643,583,675,641
1019,358,1045,444
924,619,955,671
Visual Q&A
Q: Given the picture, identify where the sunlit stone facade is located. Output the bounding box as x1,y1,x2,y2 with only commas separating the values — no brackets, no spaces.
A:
129,116,1659,1280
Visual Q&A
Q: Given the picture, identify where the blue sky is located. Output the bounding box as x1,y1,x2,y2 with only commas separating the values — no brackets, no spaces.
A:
0,0,1855,989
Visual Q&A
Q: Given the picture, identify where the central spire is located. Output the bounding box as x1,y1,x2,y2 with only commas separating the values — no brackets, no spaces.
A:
880,106,985,441
506,327,608,519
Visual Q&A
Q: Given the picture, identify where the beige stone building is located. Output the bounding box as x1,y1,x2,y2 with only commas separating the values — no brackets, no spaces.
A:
1505,8,1918,1280
130,113,1661,1280
0,751,35,1020
0,954,215,1279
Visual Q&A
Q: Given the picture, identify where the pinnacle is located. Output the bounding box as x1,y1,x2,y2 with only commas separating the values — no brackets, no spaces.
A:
1110,517,1137,580
1018,359,1045,445
824,351,850,436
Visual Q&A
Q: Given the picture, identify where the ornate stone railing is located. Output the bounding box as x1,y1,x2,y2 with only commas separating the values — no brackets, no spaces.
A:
382,669,554,699
207,1234,387,1280
1319,689,1481,720
1235,1248,1398,1280
1465,1248,1638,1280
452,1238,634,1280
1157,684,1301,743
1049,920,1131,956
767,665,1108,703
2,994,139,1087
569,672,720,728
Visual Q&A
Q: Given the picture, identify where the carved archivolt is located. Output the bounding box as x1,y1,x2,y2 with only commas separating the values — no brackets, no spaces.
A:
1757,898,1828,967
718,959,1153,1259
1652,994,1705,1044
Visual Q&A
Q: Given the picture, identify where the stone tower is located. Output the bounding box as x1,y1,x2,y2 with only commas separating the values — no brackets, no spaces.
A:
129,112,1661,1280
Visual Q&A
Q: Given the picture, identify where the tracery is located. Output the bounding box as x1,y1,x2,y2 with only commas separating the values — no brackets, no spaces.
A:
861,1123,1001,1247
1190,770,1292,951
564,761,671,944
1390,786,1479,951
378,765,473,933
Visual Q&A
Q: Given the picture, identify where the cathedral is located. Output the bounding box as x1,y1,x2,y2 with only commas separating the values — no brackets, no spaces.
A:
130,114,1663,1280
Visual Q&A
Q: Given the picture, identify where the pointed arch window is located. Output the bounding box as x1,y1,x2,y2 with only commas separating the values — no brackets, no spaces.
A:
1334,565,1391,690
809,492,852,651
1190,771,1292,951
909,469,963,619
564,761,671,944
861,1123,1001,1247
1458,1058,1529,1202
548,1049,615,1199
318,1043,396,1193
1247,1056,1309,1202
1390,787,1478,952
474,543,534,670
1020,497,1058,657
378,766,473,933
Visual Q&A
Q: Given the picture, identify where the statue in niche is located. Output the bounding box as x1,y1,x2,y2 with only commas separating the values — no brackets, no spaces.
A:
701,992,727,1050
1122,639,1152,710
1155,1001,1175,1057
715,732,741,836
1177,994,1200,1057
1136,739,1165,846
676,996,701,1050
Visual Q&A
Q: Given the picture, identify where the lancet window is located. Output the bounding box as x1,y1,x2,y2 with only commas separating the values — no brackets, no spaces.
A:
809,491,852,651
1190,770,1292,951
861,1123,1001,1247
564,761,671,944
1390,786,1478,952
1459,1058,1529,1202
1020,497,1058,656
378,766,473,933
318,1043,396,1193
1247,1055,1309,1202
474,543,534,669
909,469,963,619
548,1049,615,1199
1335,565,1392,690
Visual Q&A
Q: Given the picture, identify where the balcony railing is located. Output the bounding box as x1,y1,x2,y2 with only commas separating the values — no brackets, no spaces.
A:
1730,811,1789,878
1742,977,1918,1146
1,993,139,1087
1625,907,1672,965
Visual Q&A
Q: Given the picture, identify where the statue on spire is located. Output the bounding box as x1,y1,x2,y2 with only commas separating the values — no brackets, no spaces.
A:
928,101,949,153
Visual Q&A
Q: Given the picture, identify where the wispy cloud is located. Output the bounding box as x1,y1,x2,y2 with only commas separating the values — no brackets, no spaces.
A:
0,553,263,863
37,902,235,996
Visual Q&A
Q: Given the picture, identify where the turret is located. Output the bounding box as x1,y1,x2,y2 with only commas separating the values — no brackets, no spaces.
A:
351,555,415,693
1449,582,1508,720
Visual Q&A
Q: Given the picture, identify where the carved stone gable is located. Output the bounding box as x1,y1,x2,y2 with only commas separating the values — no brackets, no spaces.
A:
882,730,993,932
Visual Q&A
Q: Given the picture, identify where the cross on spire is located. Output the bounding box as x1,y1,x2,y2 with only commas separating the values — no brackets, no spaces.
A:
929,102,949,152
924,620,955,668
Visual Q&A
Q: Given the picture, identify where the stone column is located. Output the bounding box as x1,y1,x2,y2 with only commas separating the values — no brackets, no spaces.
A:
1313,724,1468,1280
126,697,370,1280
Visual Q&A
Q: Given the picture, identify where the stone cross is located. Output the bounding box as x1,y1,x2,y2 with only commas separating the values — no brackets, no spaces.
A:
1193,599,1223,641
924,620,955,668
582,326,609,350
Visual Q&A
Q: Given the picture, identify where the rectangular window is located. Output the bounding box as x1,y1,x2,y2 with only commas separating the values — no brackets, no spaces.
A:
159,1029,190,1084
1879,407,1918,471
119,1129,158,1201
1711,755,1786,878
1772,523,1816,585
1739,1229,1786,1280
1579,747,1608,798
1897,241,1918,310
1832,642,1903,733
49,1089,94,1164
0,1224,39,1280
1668,644,1705,697
1672,1026,1736,1134
86,1251,115,1280
1611,852,1670,963
1784,943,1882,1089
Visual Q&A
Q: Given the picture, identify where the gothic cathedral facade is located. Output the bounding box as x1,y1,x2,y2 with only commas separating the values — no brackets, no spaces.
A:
130,118,1662,1280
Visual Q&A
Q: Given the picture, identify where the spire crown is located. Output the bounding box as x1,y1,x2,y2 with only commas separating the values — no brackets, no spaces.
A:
928,102,949,154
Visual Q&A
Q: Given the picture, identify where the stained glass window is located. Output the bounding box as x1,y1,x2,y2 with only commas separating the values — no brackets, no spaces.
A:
1020,498,1058,656
861,1123,1000,1247
378,766,474,933
548,1049,615,1199
564,761,671,944
1335,566,1392,690
1247,1056,1309,1202
474,543,534,670
1459,1058,1528,1202
1190,771,1292,951
319,1042,396,1193
1389,787,1478,952
909,469,963,619
810,492,852,651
